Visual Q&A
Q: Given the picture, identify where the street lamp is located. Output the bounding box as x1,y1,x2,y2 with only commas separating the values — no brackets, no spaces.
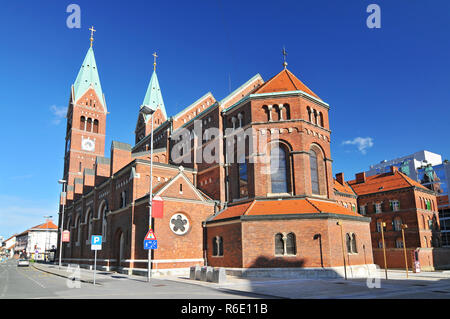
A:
58,179,67,269
401,224,409,278
337,221,347,280
140,104,155,283
44,215,52,262
380,221,388,280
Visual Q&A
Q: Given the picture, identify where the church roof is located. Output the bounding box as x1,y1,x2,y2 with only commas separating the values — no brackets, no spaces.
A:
254,68,321,100
141,71,167,121
73,47,103,102
209,198,361,222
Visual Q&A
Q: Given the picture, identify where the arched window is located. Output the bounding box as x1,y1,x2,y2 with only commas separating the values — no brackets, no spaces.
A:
80,116,86,130
309,145,326,196
346,233,352,252
274,233,284,255
86,118,92,132
275,233,297,256
76,215,81,243
120,191,127,208
212,236,223,256
318,112,324,127
93,119,99,133
310,150,319,195
88,215,93,241
286,233,296,255
270,145,290,194
99,200,108,240
351,234,358,253
307,107,312,122
238,156,248,198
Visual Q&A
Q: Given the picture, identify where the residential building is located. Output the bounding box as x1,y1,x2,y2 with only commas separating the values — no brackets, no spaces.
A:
15,221,58,260
349,166,450,270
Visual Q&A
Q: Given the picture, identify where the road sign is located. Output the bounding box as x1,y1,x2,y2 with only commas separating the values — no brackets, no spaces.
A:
62,230,70,242
145,229,157,240
144,240,157,250
91,235,102,250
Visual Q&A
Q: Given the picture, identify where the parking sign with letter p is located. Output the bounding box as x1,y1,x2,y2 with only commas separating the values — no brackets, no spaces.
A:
91,235,102,250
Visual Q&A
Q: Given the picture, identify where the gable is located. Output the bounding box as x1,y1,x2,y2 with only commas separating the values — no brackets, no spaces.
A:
156,172,205,202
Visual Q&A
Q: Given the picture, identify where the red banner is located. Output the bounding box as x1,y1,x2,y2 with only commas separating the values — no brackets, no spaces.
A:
152,196,164,218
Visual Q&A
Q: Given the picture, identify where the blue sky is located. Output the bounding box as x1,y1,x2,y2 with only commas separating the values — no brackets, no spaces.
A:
0,0,449,238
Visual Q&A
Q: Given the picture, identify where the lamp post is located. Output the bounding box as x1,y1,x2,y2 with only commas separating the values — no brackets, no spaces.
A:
380,222,388,280
43,215,52,262
401,224,409,278
141,105,155,283
58,179,67,269
337,221,347,280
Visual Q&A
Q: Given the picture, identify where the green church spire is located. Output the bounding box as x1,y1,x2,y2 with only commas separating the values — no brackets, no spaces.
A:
141,52,167,120
73,30,103,103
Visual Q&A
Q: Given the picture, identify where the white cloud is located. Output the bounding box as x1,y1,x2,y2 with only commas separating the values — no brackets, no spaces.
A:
342,137,374,155
50,105,67,125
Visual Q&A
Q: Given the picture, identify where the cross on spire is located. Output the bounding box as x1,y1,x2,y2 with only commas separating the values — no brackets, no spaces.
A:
282,46,288,69
89,26,96,47
153,52,158,71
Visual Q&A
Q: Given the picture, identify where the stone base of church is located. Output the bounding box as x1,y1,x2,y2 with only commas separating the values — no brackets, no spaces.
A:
224,264,379,280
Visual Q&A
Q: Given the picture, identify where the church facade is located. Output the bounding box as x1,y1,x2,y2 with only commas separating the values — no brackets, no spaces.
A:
58,38,375,277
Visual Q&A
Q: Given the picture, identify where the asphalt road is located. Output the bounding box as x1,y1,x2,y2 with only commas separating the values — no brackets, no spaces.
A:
0,259,268,299
2,259,450,299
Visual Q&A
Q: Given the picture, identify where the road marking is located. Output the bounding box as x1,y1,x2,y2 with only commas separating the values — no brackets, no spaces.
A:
0,267,9,298
16,268,46,289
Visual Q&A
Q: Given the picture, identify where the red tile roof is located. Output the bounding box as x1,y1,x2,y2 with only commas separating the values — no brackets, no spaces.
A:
348,171,429,196
254,69,321,100
32,221,58,230
333,179,356,196
211,198,361,221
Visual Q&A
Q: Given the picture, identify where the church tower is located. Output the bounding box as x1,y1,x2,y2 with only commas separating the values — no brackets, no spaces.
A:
62,27,107,200
135,52,168,145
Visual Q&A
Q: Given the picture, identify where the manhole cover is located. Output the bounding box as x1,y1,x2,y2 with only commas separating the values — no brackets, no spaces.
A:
153,284,166,287
432,290,449,294
413,284,427,287
335,282,346,285
111,275,127,279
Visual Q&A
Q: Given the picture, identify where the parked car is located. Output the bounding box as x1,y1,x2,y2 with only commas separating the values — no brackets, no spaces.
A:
17,259,29,267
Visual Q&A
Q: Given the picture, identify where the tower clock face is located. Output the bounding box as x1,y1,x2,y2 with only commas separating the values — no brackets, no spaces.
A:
81,138,95,152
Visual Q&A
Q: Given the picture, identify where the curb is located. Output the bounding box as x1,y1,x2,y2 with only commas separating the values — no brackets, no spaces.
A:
32,264,100,285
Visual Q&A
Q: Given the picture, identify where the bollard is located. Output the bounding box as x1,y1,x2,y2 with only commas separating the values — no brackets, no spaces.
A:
189,266,196,280
194,266,202,280
212,267,227,283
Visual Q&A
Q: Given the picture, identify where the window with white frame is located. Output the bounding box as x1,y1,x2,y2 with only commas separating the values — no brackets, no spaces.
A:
359,205,366,215
375,202,382,214
393,217,402,231
390,200,400,212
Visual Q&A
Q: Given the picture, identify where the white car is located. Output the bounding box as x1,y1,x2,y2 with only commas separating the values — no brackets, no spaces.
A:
17,259,30,267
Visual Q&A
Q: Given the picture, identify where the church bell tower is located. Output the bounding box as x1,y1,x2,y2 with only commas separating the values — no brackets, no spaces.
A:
62,26,108,200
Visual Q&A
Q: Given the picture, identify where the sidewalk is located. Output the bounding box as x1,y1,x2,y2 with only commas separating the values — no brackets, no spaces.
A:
31,262,450,299
32,262,118,285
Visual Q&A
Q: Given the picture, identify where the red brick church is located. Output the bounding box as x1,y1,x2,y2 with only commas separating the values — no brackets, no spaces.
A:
58,35,375,278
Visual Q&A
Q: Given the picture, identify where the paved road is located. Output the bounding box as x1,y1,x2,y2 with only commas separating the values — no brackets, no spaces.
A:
2,259,450,299
0,259,268,299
